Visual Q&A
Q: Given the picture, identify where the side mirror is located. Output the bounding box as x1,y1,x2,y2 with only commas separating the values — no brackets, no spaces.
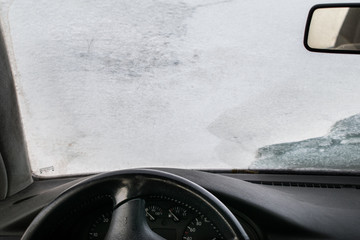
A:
304,4,360,54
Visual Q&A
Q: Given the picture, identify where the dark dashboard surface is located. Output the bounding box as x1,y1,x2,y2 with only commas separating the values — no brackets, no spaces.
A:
0,169,359,240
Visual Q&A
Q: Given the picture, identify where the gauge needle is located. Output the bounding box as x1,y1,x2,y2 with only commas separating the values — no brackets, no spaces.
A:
168,210,179,221
145,209,155,221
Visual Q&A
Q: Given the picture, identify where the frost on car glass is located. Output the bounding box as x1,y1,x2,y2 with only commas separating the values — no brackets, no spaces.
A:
3,0,360,176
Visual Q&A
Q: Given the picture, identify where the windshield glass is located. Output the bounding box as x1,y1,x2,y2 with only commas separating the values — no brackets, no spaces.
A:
3,0,360,176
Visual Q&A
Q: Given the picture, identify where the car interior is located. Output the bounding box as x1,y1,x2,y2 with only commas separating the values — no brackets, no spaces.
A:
1,2,360,240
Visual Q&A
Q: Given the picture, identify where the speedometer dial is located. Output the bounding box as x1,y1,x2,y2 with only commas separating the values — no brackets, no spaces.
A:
88,212,112,240
182,215,223,240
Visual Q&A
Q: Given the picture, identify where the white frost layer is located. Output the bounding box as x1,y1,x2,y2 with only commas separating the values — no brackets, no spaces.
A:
5,0,360,176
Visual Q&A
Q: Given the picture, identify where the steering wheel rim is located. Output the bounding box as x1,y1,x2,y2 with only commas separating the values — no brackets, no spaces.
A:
21,169,249,240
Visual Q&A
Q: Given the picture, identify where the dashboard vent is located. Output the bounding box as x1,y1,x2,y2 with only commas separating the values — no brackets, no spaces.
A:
247,181,360,189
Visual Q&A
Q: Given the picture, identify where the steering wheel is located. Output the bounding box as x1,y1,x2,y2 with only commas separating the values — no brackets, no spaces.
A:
21,169,249,240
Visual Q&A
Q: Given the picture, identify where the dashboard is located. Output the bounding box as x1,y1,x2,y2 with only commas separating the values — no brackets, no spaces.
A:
16,169,247,240
72,195,225,240
0,169,359,240
44,193,227,240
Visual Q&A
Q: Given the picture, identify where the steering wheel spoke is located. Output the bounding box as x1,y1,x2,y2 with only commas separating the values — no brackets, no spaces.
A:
104,198,165,240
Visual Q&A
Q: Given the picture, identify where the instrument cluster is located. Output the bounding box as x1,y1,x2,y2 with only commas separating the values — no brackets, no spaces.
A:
87,195,224,240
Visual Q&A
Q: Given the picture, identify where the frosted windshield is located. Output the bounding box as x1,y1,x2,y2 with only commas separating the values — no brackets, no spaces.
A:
4,0,360,176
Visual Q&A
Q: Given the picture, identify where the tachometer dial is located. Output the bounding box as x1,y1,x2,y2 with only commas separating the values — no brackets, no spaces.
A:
182,215,223,240
145,205,163,221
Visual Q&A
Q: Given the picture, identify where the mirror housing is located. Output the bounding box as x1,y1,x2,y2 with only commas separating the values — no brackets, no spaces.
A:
304,4,360,54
